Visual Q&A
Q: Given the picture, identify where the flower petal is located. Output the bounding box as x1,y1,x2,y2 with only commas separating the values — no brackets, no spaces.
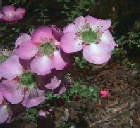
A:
45,76,61,90
0,80,24,104
53,86,66,96
0,105,9,124
0,55,23,80
96,19,111,31
16,40,38,60
2,16,18,22
63,23,77,33
60,32,83,53
100,30,117,50
15,8,26,19
0,90,4,104
51,25,63,41
22,88,45,108
2,5,15,17
74,16,86,30
53,50,67,70
30,55,54,75
83,43,111,64
15,33,31,48
31,26,53,44
0,13,3,19
85,15,111,31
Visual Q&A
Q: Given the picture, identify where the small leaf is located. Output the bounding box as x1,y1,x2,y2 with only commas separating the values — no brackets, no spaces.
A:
89,86,94,93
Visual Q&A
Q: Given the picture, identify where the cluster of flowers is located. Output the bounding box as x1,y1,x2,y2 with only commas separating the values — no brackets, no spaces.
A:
0,5,116,124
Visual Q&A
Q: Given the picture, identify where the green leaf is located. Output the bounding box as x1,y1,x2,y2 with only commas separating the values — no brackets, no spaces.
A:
88,86,94,93
45,91,53,100
90,0,95,5
1,26,6,31
28,108,37,115
128,32,139,37
81,85,87,90
73,82,80,88
116,39,122,45
71,11,79,15
79,91,88,97
75,57,80,63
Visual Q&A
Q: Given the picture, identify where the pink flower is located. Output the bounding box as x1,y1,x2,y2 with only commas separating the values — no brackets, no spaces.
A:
0,55,45,107
15,26,68,75
60,16,117,64
0,5,26,23
0,79,45,108
100,90,108,98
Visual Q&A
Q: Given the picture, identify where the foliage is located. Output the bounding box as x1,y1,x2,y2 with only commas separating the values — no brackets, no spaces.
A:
74,56,94,69
45,82,100,103
60,0,95,22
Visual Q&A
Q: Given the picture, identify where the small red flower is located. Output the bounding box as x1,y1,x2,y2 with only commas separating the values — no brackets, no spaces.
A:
99,90,108,98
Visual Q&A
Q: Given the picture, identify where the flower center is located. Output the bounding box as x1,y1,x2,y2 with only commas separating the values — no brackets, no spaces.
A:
81,28,97,43
39,43,55,56
20,71,36,88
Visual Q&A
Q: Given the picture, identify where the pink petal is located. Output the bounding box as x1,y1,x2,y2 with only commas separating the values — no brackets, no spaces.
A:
96,19,111,31
22,88,45,108
45,76,61,90
53,50,67,70
0,55,23,80
74,16,86,30
15,33,31,48
60,32,83,53
15,8,26,19
100,30,117,50
51,25,63,41
63,23,77,33
31,26,53,44
85,15,98,29
16,40,38,60
85,15,111,31
2,5,15,17
30,55,54,75
0,90,4,104
0,80,24,104
83,43,111,64
0,13,3,19
0,105,9,123
53,86,66,96
38,110,46,117
85,15,98,23
1,16,19,22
